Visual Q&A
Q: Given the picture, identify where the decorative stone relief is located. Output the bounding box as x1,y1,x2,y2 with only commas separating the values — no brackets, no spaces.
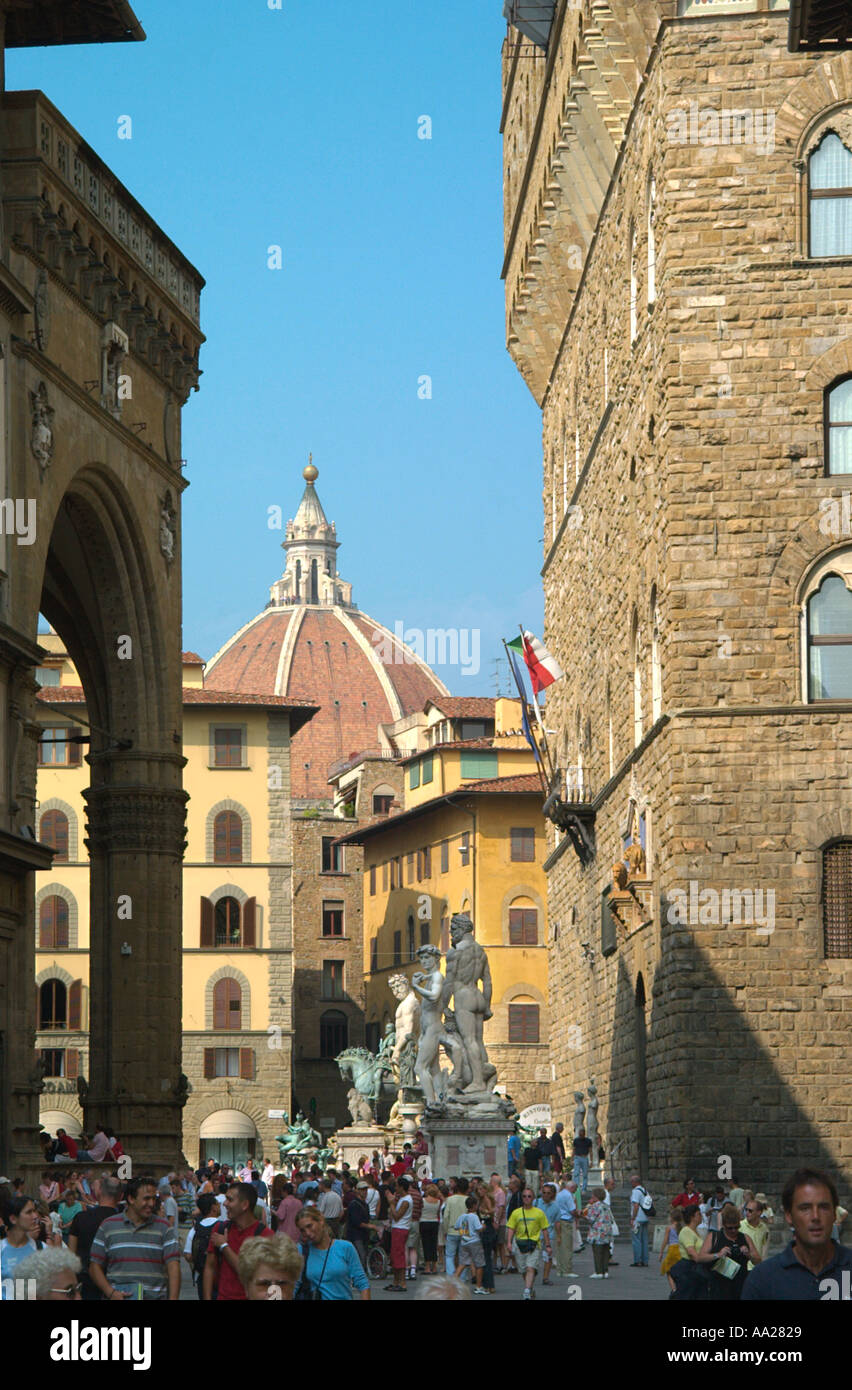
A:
30,381,55,475
101,320,129,418
160,490,177,564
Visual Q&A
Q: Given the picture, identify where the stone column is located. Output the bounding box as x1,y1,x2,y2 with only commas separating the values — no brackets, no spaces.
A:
83,772,188,1171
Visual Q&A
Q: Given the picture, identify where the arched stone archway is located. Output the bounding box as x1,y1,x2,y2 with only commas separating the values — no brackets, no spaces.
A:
0,17,203,1186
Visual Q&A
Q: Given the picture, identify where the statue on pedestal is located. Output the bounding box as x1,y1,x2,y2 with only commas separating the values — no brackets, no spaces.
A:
442,913,497,1095
388,973,420,1089
410,944,465,1105
346,1087,374,1127
573,1091,586,1139
586,1080,599,1144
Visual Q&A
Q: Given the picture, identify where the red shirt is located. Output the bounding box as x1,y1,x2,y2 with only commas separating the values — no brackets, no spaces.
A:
214,1220,272,1301
390,1162,407,1178
60,1135,79,1159
672,1191,701,1209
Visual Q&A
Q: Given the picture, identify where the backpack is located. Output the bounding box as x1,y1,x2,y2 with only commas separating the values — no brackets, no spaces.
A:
638,1186,656,1217
190,1218,215,1276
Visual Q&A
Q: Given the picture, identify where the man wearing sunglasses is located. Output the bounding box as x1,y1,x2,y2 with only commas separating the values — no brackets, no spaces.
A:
740,1199,770,1269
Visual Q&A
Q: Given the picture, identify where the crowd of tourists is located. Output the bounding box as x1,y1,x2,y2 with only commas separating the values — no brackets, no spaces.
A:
0,1123,849,1303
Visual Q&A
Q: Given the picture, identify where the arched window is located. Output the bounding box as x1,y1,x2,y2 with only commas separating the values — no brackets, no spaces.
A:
826,378,852,475
39,895,69,949
40,979,66,1029
632,611,643,746
213,977,242,1030
295,559,301,598
508,902,538,945
806,574,852,700
309,558,319,604
650,588,662,723
320,1010,348,1058
40,810,69,862
628,221,637,343
647,173,656,305
809,131,852,258
215,896,242,948
214,811,242,864
823,841,852,958
372,785,395,816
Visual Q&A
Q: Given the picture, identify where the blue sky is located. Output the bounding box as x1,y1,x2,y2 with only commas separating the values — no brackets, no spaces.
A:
13,0,543,694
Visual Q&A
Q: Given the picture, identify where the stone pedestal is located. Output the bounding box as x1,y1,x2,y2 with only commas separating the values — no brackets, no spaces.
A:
423,1114,515,1181
332,1124,387,1171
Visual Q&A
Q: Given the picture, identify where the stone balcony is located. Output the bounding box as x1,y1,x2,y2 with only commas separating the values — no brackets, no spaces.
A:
1,89,204,403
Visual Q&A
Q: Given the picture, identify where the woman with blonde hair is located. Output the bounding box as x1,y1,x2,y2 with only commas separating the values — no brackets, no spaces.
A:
660,1206,683,1281
294,1206,370,1301
238,1234,303,1302
419,1183,442,1275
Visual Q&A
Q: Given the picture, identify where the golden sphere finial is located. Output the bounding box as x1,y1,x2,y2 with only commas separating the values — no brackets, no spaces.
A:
303,453,318,483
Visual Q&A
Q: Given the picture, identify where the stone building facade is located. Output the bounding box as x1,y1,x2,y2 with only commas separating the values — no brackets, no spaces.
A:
502,0,852,1196
0,4,203,1183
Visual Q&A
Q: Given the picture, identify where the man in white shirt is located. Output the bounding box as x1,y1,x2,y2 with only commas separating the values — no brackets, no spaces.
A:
261,1159,276,1190
363,1182,380,1218
629,1174,650,1267
316,1180,344,1235
554,1178,578,1276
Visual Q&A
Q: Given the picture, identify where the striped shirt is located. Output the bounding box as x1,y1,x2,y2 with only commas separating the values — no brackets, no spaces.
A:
89,1212,179,1297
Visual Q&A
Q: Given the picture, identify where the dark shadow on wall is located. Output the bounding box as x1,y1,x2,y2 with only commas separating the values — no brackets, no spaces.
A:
605,926,850,1206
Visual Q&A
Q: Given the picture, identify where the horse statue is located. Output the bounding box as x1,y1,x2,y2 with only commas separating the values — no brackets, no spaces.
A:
336,1044,396,1110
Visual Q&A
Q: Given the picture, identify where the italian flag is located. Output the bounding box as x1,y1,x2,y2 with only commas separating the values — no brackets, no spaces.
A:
508,631,563,695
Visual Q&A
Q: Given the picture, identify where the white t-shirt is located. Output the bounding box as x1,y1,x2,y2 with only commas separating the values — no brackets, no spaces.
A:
364,1188,380,1218
456,1211,483,1245
631,1186,649,1223
392,1195,413,1231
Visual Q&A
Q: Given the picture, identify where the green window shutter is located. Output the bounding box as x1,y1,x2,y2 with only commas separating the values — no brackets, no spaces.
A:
422,754,434,785
460,751,498,780
409,763,421,789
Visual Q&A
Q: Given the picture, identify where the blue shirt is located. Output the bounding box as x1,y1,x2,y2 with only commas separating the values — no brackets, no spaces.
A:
535,1198,559,1228
295,1239,370,1301
555,1189,577,1221
0,1238,39,1298
741,1241,852,1301
507,1136,521,1164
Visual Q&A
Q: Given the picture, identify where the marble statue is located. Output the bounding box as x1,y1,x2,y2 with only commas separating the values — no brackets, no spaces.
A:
410,944,465,1105
388,973,420,1086
346,1086,374,1127
573,1090,586,1139
586,1080,599,1142
442,913,496,1095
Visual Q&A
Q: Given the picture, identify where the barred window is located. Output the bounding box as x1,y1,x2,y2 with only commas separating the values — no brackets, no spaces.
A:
823,841,852,957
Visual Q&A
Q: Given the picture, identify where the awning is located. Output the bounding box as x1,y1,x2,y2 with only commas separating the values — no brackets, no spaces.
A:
199,1110,258,1140
503,1,556,49
39,1109,83,1138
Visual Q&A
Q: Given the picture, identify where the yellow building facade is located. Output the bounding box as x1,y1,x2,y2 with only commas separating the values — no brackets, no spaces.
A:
33,636,316,1166
336,702,552,1111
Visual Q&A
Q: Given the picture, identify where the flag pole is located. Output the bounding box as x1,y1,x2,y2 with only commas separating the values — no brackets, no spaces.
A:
518,626,559,788
502,638,548,797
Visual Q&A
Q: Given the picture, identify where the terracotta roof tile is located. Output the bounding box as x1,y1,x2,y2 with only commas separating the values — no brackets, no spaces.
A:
37,687,317,712
182,651,205,664
335,774,542,842
425,697,497,718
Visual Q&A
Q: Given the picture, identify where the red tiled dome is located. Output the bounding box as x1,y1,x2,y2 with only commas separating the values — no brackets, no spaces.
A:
205,605,448,798
205,467,449,797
